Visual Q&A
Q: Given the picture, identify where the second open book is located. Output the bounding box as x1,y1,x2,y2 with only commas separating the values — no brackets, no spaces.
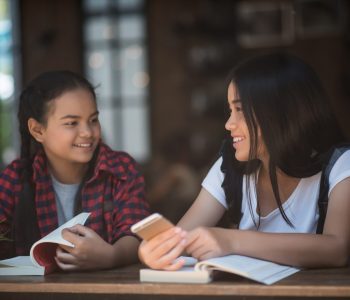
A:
140,255,300,285
0,212,90,275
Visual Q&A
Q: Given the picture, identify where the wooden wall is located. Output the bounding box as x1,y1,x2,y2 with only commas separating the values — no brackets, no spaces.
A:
147,0,350,171
20,0,83,85
19,0,350,170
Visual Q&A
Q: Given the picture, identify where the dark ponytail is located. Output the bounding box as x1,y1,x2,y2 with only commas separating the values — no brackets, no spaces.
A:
220,136,262,227
220,138,243,226
12,86,43,254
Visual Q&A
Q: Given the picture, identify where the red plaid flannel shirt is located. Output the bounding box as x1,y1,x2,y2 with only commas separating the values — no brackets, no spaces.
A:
0,143,150,256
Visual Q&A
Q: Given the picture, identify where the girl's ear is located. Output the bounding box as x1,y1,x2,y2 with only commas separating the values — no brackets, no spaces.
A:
28,118,45,143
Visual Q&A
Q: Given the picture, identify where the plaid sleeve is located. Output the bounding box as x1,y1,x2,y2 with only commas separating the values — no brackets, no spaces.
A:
111,154,150,242
0,161,21,224
0,161,21,258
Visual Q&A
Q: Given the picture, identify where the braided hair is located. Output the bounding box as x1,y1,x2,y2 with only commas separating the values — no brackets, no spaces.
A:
13,70,96,254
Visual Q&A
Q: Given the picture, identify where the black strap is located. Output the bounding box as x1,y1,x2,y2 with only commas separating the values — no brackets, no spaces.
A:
316,145,350,234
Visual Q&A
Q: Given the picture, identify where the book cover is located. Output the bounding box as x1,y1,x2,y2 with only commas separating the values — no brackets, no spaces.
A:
140,255,300,285
0,212,90,276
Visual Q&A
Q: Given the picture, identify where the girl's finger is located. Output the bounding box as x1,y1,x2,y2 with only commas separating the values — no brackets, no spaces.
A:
56,247,76,265
198,251,216,261
144,228,186,260
146,227,185,251
58,244,75,253
184,234,202,255
54,256,78,271
191,247,212,260
152,238,187,269
163,257,186,271
153,229,186,254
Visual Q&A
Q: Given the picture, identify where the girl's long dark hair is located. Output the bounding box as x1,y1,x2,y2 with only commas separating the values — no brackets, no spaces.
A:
14,70,96,253
222,53,345,228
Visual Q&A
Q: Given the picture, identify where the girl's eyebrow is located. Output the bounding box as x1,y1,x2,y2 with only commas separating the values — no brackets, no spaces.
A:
231,99,241,104
59,111,99,120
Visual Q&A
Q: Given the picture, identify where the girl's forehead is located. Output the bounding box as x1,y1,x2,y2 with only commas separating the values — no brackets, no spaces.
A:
228,82,239,102
47,89,96,115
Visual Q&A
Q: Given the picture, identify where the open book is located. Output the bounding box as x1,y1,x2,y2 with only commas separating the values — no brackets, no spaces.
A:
0,212,90,276
140,255,300,285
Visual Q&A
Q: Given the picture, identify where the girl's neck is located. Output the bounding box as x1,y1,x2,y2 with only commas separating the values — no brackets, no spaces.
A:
260,158,300,180
258,164,301,200
48,161,89,184
256,164,301,217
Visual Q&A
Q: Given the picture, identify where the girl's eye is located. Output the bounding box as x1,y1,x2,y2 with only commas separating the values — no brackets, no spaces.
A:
91,117,99,123
64,121,77,126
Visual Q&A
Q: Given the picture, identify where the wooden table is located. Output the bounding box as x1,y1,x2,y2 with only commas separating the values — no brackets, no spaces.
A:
0,264,349,299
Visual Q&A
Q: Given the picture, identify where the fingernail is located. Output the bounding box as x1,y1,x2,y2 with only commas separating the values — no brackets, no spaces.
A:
174,227,181,233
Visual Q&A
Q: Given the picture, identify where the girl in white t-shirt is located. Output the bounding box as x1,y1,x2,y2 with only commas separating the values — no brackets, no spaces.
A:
139,53,350,270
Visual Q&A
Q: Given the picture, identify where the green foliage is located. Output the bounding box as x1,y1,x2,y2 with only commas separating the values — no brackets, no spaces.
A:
0,99,12,165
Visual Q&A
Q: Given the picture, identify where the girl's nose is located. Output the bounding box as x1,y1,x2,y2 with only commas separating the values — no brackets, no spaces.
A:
225,114,237,131
79,124,93,137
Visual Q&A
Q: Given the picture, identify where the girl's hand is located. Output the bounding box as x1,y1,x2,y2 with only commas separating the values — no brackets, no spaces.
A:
138,227,187,270
55,224,114,271
185,227,234,261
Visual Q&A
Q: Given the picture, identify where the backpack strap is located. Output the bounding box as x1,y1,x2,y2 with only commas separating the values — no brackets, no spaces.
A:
316,145,350,234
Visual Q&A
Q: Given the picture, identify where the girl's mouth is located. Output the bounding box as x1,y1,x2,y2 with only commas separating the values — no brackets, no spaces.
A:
233,137,244,143
73,143,93,148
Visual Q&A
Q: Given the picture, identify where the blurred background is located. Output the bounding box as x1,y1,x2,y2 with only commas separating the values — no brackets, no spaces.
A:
0,0,349,222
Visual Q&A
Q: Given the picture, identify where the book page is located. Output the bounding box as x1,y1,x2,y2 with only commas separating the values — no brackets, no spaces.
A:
195,255,263,275
195,255,299,284
30,212,90,268
0,256,45,276
0,256,46,276
0,256,34,267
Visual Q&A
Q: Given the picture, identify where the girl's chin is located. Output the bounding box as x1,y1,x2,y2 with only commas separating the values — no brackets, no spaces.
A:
234,152,249,162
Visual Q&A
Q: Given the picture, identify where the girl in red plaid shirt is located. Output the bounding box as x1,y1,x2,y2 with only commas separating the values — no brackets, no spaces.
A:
0,71,150,271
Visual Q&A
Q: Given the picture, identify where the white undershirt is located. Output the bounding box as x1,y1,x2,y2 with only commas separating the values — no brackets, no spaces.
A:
202,151,350,233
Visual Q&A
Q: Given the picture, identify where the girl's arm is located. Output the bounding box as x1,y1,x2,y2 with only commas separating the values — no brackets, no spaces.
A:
138,188,226,270
178,188,227,229
185,177,350,268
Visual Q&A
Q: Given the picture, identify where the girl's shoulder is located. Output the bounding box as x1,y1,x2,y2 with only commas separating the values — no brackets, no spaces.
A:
99,143,136,163
0,158,24,183
98,143,140,177
329,148,350,175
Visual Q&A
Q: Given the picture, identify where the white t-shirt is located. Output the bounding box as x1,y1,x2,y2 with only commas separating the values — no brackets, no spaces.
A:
202,151,350,233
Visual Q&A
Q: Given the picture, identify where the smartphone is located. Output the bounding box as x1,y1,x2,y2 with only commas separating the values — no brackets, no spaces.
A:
131,213,174,241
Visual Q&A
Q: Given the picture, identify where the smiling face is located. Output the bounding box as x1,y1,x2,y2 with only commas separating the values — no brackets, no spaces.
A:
31,88,101,173
225,82,268,163
225,82,250,161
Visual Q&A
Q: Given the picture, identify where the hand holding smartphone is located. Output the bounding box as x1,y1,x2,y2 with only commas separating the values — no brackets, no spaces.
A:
131,213,175,241
132,213,195,267
131,213,174,241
